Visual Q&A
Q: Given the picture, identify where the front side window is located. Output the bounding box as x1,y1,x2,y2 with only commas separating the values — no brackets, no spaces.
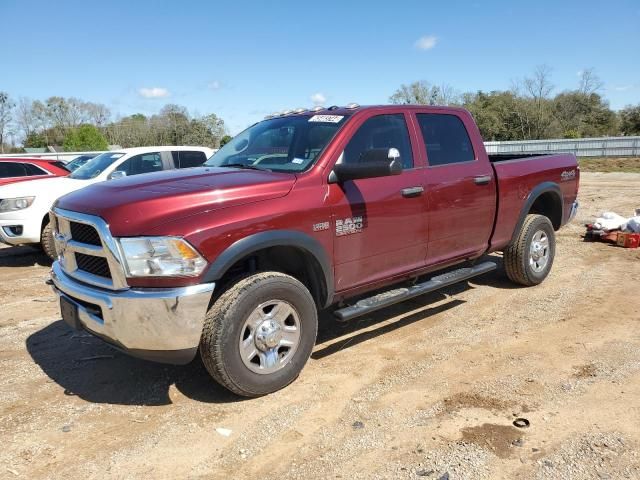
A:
116,153,163,176
417,114,475,166
69,152,125,179
205,114,350,173
23,163,49,176
0,162,27,178
343,114,413,168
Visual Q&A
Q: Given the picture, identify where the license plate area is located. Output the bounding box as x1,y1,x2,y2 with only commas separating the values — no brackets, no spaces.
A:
60,296,82,330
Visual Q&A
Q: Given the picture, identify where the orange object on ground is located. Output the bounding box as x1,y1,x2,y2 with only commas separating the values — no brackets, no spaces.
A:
616,232,640,248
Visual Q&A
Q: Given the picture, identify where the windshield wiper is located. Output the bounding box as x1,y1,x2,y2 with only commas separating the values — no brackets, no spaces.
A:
221,163,272,172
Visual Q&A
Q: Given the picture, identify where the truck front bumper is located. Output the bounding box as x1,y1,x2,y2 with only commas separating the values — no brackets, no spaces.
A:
50,261,215,364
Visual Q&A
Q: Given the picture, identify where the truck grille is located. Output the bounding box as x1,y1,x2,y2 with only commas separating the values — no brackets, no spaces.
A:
70,221,102,246
51,209,128,290
75,253,111,278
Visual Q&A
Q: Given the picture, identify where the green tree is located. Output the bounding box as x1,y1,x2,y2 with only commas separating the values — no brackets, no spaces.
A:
63,124,109,151
619,104,640,135
23,132,47,148
553,92,617,138
389,81,458,105
220,135,232,146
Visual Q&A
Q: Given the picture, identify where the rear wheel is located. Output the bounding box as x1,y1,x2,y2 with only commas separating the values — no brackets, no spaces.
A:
504,214,555,286
41,221,57,260
199,272,318,397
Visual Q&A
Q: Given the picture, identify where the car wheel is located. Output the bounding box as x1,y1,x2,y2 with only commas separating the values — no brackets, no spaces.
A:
199,272,318,397
504,214,556,286
41,221,57,260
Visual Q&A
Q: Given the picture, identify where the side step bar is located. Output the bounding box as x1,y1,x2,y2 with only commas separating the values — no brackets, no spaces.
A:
333,261,497,322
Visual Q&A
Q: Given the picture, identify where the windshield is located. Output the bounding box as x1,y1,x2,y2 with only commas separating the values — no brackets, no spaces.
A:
65,155,94,171
205,114,350,173
69,152,125,180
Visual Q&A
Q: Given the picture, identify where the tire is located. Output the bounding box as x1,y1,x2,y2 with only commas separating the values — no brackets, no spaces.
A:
41,221,57,260
504,214,555,286
199,272,318,397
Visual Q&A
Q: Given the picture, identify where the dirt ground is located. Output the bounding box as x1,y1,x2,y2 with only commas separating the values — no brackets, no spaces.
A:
1,172,639,480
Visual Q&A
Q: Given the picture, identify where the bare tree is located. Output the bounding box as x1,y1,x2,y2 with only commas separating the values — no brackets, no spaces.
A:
578,68,605,95
84,102,111,126
521,65,555,139
389,81,459,105
0,92,15,153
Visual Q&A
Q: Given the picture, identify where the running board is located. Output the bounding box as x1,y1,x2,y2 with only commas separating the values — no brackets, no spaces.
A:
333,261,497,322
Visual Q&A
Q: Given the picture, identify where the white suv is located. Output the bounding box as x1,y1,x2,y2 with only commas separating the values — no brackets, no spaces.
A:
0,146,214,257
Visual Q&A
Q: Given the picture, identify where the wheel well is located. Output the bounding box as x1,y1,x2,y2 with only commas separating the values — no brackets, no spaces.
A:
529,192,562,230
214,246,328,308
41,214,50,231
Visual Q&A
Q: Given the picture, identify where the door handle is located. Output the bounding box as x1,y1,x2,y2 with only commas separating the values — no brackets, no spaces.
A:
401,186,424,198
473,175,491,185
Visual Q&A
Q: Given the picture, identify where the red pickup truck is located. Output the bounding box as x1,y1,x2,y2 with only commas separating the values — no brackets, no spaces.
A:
49,105,579,396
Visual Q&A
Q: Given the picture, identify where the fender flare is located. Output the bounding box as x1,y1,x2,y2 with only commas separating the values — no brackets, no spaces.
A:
509,182,563,245
202,230,334,308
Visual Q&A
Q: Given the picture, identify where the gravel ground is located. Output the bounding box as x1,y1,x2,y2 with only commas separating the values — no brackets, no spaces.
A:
1,172,639,479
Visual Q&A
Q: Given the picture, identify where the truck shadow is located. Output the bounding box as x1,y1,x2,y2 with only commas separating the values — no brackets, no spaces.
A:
25,266,509,406
0,245,51,267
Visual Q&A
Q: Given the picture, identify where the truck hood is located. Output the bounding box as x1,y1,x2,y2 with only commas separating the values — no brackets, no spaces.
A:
56,167,296,235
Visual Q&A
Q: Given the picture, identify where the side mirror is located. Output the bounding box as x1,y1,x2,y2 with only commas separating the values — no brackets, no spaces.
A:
329,148,403,183
108,170,127,180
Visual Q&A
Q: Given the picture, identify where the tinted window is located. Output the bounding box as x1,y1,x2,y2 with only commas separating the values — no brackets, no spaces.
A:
417,114,475,166
116,153,163,176
343,114,413,168
70,152,125,179
23,163,49,176
174,150,207,169
0,163,27,178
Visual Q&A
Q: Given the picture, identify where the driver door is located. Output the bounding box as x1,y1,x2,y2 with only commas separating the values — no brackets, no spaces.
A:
327,112,427,292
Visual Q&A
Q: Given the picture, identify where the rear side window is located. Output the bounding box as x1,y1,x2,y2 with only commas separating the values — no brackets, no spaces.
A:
0,162,27,178
416,114,475,166
116,153,163,176
343,114,413,168
23,163,49,176
173,150,207,169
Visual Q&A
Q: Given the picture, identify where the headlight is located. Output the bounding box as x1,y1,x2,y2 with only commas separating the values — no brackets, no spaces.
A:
118,237,207,277
0,197,35,212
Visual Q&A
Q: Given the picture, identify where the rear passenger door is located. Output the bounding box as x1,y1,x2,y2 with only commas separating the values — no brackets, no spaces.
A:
171,150,208,169
414,112,496,265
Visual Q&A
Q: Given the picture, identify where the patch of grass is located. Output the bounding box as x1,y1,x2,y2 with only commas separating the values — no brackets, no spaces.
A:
578,157,640,173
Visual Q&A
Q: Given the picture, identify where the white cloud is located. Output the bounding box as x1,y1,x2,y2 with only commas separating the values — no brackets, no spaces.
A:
613,85,633,91
414,35,437,50
310,92,326,106
208,81,221,90
138,87,170,98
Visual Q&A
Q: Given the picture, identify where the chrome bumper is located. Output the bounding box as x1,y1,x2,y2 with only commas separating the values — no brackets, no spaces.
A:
50,261,215,364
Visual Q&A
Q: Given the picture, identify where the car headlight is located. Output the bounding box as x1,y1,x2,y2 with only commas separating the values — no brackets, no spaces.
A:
0,197,35,212
118,237,207,277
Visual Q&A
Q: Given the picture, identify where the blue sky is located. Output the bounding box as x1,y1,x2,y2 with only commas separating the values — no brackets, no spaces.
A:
1,0,639,134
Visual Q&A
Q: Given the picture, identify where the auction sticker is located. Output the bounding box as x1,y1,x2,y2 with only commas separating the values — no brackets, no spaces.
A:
309,115,344,123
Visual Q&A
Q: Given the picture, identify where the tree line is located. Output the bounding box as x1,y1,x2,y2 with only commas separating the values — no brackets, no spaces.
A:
0,95,230,153
390,67,640,141
1,66,640,153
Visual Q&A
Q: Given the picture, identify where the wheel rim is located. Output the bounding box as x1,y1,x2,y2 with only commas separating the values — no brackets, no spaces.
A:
529,230,550,273
239,300,301,375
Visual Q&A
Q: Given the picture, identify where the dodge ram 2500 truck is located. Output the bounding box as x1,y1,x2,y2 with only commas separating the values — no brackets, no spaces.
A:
49,105,579,397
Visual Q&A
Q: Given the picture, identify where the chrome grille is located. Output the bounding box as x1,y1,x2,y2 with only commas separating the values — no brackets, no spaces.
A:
51,208,128,290
75,253,111,278
70,222,102,246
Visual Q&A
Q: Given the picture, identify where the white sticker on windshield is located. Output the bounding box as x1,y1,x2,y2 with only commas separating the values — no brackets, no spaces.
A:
309,115,344,123
292,158,304,164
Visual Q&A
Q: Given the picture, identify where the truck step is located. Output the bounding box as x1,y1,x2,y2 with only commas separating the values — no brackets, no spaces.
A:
333,261,496,322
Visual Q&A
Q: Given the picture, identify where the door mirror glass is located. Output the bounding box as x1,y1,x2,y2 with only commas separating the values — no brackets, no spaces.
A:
108,170,127,180
330,148,403,183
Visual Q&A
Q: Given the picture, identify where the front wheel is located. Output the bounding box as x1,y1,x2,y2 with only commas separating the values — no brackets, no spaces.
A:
41,221,57,260
199,272,318,397
504,214,556,286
